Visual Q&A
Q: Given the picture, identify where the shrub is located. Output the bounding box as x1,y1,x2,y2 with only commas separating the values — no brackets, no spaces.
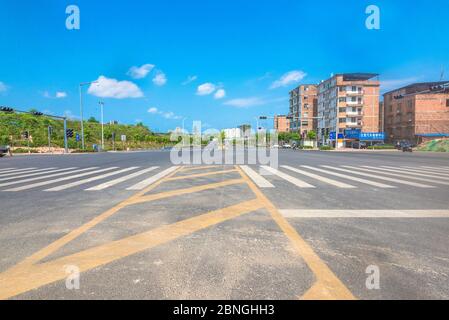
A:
320,145,333,151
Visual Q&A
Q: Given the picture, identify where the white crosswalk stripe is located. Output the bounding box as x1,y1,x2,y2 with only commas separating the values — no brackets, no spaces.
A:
45,167,140,191
240,166,274,188
261,166,315,188
0,168,36,175
301,166,395,188
0,168,72,182
282,165,356,189
358,166,449,186
401,166,449,176
0,168,15,172
0,167,98,188
381,166,449,180
86,167,159,191
0,167,58,179
4,167,117,192
127,166,180,190
324,166,435,188
420,166,449,172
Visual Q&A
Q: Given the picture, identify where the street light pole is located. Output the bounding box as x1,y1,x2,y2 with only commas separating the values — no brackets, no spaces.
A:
79,81,99,150
99,101,105,151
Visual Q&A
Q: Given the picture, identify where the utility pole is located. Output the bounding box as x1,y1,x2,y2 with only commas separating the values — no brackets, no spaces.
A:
48,126,53,154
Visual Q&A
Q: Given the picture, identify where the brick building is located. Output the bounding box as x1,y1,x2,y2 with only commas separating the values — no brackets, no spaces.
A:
317,73,380,145
273,115,290,133
383,82,449,144
288,85,318,136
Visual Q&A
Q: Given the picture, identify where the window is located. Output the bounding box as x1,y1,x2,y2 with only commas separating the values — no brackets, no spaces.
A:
339,118,346,123
446,99,449,107
352,86,356,92
339,97,346,102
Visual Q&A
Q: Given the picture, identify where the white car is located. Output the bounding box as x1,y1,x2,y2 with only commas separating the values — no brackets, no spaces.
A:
283,144,292,149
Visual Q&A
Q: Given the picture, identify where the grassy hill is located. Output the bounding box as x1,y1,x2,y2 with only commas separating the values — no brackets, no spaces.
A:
0,113,173,151
417,139,449,152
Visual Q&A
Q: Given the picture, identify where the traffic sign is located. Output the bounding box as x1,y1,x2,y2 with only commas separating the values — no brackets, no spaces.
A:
121,135,127,142
76,133,81,142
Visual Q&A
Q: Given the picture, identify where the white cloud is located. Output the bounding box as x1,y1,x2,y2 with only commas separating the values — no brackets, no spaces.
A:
63,110,79,120
88,76,144,99
0,81,8,93
148,107,181,120
270,70,307,89
182,75,198,85
43,91,68,99
153,71,167,86
223,96,287,108
127,64,155,79
214,89,226,99
223,97,266,108
197,83,217,96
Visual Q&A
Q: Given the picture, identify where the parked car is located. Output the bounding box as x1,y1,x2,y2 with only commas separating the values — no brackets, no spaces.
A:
0,145,11,157
282,144,292,149
352,141,367,149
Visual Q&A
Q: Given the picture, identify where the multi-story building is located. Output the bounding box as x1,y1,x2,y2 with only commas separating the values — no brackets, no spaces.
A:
383,81,449,144
317,73,380,145
273,115,290,133
288,85,318,136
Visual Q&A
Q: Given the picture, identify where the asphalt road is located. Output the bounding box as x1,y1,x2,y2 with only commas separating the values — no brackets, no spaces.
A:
0,149,448,300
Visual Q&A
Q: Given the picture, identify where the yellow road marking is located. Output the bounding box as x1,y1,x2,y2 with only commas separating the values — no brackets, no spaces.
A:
166,169,238,181
13,167,184,269
236,166,356,300
180,165,220,172
0,199,263,300
129,179,245,205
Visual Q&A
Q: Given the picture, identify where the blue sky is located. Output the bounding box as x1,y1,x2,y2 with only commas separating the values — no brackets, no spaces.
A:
1,0,449,132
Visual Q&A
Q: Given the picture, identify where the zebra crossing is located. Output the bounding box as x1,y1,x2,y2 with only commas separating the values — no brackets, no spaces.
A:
0,165,449,192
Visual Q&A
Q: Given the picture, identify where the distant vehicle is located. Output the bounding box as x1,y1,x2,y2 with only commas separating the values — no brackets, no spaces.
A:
352,141,367,149
0,145,11,157
396,140,414,152
282,144,292,149
272,144,280,149
401,142,413,152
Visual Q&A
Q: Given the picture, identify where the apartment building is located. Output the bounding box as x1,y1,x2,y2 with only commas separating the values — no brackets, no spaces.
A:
288,85,318,136
273,115,291,133
383,81,449,143
317,73,380,145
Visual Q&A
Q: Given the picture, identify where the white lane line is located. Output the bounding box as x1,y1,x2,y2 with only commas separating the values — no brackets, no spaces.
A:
4,167,117,191
261,166,315,188
45,167,140,191
280,209,449,218
322,166,435,188
0,167,98,188
301,166,395,188
239,166,274,188
282,165,356,189
357,166,449,186
86,167,159,191
0,168,37,175
381,166,449,181
126,166,180,190
0,168,73,182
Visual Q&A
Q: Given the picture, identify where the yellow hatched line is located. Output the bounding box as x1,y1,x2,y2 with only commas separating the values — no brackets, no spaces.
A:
0,199,263,300
165,169,238,181
235,165,356,300
129,179,244,205
180,165,221,172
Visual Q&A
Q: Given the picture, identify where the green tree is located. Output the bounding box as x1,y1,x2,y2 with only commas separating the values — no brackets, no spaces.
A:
307,130,317,140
